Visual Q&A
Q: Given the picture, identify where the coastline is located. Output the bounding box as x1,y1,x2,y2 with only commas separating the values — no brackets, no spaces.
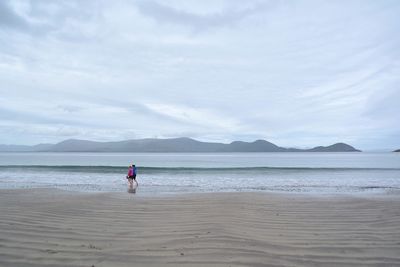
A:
1,189,400,266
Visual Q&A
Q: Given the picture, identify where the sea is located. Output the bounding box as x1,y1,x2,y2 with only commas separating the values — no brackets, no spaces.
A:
0,152,399,195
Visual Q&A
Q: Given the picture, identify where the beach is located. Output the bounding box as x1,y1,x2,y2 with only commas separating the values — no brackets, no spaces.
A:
1,190,399,266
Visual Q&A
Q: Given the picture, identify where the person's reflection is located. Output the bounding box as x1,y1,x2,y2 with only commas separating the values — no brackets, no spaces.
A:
128,182,138,194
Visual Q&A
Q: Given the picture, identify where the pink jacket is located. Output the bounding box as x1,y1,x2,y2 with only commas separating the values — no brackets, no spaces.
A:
127,167,133,176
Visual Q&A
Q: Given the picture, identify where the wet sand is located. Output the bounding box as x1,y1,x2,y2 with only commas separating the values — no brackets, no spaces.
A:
0,189,399,266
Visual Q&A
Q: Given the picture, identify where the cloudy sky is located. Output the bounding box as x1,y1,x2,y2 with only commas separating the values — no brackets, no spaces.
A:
0,0,399,150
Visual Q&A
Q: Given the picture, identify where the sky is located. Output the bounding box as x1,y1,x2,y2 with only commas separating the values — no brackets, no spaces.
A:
0,0,399,151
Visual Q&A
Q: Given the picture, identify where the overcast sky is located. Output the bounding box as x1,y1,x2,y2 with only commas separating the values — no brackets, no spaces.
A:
0,0,399,150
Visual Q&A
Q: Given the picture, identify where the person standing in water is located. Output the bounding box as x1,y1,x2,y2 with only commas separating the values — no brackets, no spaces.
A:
126,165,133,187
126,164,138,187
132,164,138,186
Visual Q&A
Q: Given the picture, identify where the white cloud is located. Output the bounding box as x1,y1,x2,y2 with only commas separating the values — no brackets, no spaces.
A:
145,102,240,130
0,0,399,150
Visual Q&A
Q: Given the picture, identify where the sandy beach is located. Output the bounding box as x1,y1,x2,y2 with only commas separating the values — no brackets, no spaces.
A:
0,190,399,267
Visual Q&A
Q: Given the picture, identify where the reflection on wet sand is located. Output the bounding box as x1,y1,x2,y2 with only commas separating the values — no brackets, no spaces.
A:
128,182,138,194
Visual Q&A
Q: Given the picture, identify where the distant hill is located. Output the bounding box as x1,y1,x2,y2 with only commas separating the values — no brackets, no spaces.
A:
394,149,400,152
307,143,360,152
0,143,53,152
0,138,361,152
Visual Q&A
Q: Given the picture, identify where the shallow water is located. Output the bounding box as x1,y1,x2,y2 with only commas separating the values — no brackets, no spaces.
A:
0,152,399,195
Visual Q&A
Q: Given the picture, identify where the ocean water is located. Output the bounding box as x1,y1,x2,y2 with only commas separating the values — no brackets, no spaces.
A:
0,152,399,195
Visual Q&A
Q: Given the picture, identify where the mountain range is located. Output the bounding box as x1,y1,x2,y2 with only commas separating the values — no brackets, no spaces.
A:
0,138,361,152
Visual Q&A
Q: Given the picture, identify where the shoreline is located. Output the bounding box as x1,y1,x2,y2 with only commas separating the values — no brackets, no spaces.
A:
1,186,399,199
1,189,400,266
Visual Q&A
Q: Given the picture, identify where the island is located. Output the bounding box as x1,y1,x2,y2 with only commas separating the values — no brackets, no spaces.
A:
0,137,361,152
